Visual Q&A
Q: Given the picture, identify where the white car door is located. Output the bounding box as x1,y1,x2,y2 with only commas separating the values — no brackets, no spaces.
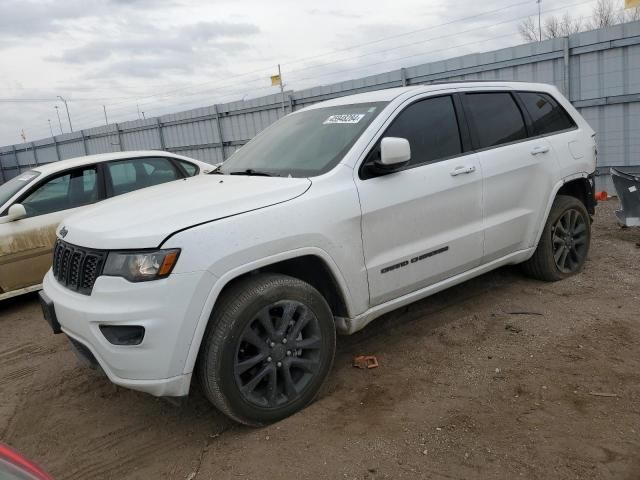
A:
0,165,100,293
356,94,484,306
460,91,559,263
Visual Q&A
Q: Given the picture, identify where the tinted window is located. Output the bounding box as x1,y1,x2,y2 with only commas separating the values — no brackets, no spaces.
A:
464,93,527,149
383,96,461,167
21,167,98,217
519,92,576,136
177,160,198,176
107,157,180,197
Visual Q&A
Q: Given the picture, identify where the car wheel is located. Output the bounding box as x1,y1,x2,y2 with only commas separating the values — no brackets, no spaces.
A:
522,194,591,282
198,273,336,426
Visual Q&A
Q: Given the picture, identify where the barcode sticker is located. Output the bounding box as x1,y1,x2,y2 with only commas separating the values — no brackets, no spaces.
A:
323,114,365,125
629,185,637,193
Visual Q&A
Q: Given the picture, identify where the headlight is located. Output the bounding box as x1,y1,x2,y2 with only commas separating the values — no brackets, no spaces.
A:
103,249,180,282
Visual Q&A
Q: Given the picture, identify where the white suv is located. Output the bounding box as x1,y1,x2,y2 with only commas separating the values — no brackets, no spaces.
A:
41,82,597,425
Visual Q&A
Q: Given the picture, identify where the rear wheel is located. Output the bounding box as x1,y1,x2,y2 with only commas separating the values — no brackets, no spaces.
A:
522,195,591,281
198,273,336,426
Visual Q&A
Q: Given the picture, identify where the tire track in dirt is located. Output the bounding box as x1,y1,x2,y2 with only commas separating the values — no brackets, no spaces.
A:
61,433,186,480
0,365,36,386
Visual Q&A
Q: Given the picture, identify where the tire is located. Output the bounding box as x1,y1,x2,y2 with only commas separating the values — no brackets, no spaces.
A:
198,273,336,426
522,195,591,282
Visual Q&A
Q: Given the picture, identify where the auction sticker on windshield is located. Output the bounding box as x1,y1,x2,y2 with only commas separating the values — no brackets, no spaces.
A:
323,114,365,124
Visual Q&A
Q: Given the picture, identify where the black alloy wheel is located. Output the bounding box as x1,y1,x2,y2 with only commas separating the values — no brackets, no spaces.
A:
234,300,323,408
551,208,589,274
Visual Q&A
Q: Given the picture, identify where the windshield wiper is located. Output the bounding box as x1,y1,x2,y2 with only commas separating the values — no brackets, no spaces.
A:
228,169,274,177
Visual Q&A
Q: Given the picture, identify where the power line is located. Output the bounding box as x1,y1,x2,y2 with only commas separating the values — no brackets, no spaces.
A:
54,0,546,113
6,0,598,139
76,0,592,122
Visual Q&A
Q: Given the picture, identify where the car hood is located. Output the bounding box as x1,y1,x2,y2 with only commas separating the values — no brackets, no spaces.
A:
59,174,311,249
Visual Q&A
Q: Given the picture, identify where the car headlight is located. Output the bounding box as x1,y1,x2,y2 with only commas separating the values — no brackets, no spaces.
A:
103,249,180,282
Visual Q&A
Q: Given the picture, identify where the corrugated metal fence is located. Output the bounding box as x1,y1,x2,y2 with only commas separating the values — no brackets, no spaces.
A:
2,21,640,191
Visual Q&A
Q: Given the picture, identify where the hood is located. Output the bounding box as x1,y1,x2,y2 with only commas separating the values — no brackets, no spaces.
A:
59,174,311,249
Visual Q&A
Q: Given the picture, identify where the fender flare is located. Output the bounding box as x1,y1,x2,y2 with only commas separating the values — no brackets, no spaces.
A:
182,246,354,375
531,171,592,252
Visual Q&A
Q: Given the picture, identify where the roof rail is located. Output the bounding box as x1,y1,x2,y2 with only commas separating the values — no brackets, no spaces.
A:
424,79,532,85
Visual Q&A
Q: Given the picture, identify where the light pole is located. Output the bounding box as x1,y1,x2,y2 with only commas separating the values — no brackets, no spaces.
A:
54,106,64,134
537,0,542,42
57,95,73,132
278,64,285,114
103,105,109,125
48,119,54,137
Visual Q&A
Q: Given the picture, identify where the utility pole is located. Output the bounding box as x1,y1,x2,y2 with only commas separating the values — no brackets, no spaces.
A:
136,103,142,119
141,111,146,119
537,0,542,41
48,119,54,137
278,64,285,115
57,95,73,132
54,106,64,134
103,105,109,125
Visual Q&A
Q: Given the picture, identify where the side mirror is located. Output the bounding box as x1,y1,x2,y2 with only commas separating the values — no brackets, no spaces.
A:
0,204,27,224
378,137,411,170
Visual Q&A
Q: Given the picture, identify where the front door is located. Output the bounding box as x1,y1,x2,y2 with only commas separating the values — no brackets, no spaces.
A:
356,95,484,306
0,166,100,293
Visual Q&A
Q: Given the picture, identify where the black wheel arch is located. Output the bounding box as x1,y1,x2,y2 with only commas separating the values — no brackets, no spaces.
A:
556,174,596,216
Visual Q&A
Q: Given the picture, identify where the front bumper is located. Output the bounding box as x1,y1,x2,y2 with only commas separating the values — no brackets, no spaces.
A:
42,268,215,397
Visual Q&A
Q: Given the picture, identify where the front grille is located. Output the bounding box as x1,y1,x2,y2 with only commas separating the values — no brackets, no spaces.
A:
52,239,107,295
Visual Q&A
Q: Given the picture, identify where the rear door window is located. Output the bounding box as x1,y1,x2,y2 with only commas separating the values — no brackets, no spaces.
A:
463,92,527,149
106,157,182,197
518,91,576,136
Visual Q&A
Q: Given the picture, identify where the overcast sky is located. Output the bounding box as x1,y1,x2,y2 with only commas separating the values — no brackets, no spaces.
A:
0,0,597,145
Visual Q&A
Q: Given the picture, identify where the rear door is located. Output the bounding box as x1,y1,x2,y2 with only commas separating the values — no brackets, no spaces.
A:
356,94,484,306
461,91,558,262
0,165,101,293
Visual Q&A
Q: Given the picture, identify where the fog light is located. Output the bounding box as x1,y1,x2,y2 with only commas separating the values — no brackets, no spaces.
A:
99,325,145,346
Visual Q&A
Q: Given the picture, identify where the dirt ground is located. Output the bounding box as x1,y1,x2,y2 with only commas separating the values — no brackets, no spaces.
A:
1,200,639,480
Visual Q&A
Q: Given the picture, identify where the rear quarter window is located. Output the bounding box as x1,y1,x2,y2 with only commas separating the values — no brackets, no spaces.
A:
177,160,199,176
518,91,576,136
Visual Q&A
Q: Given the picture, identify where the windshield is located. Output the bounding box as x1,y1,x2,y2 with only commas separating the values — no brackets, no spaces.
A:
0,171,40,213
218,102,387,177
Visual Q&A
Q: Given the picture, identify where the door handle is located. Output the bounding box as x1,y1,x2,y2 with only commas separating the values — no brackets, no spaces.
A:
530,145,550,155
450,165,476,176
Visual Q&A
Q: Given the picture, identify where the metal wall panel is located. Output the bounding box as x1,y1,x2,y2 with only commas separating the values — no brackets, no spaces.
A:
1,21,640,187
36,145,59,163
86,134,119,155
58,140,85,160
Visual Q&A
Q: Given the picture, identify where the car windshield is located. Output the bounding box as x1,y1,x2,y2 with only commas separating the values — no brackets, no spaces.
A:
0,171,40,212
217,102,387,177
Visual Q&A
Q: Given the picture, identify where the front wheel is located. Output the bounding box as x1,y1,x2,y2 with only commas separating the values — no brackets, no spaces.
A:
522,195,591,282
198,273,336,426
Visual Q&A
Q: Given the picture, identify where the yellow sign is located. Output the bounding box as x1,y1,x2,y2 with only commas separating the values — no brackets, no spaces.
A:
625,0,640,8
271,74,281,86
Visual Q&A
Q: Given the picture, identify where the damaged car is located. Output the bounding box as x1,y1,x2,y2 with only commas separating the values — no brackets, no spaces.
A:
41,82,597,425
0,151,211,301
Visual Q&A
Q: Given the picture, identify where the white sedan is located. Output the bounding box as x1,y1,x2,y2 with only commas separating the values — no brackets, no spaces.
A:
0,150,212,300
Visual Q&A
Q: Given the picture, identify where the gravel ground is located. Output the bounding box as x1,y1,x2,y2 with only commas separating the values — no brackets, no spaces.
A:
1,200,639,480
